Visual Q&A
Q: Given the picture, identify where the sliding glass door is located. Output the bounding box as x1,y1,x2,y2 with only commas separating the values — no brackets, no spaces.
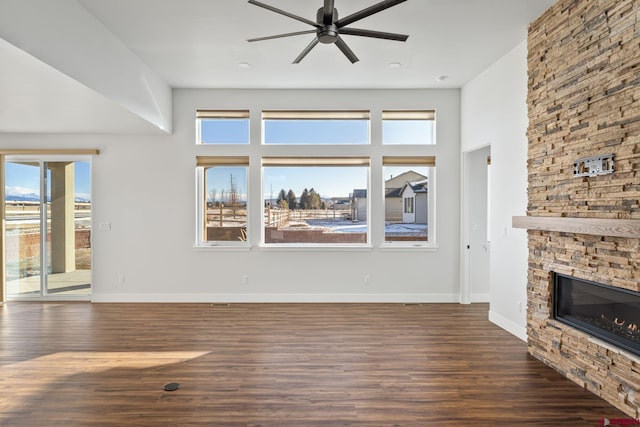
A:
5,157,91,299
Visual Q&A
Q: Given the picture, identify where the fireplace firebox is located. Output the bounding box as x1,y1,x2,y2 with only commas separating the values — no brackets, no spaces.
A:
553,272,640,357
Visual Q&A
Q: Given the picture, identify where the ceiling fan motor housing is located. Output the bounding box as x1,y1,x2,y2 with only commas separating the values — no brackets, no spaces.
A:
247,0,409,64
316,7,338,44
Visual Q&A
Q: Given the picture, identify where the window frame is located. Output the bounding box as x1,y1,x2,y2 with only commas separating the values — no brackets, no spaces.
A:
381,156,436,249
260,156,371,248
261,110,371,145
382,110,436,146
193,109,438,251
196,110,250,145
195,156,250,248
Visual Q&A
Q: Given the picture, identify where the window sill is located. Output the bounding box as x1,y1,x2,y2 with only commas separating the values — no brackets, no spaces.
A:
379,243,438,252
194,244,252,252
258,244,373,252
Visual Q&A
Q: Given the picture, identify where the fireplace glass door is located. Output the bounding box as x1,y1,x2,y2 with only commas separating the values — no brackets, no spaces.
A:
554,273,640,357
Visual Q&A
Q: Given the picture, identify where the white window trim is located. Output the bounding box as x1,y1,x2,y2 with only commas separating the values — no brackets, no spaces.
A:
382,109,436,146
380,167,437,249
193,108,438,251
259,161,372,249
195,110,250,145
195,166,251,248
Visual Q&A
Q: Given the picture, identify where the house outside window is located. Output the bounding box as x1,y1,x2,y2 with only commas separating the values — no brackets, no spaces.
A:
383,156,435,245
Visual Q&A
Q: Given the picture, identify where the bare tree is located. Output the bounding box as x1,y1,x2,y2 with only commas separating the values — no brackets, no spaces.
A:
227,174,240,219
208,188,217,207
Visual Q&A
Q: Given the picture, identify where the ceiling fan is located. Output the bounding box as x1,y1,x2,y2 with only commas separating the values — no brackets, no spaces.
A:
247,0,409,64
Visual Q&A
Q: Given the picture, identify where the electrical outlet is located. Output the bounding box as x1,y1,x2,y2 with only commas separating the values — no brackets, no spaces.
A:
100,222,111,231
241,275,249,285
364,275,371,285
118,275,125,284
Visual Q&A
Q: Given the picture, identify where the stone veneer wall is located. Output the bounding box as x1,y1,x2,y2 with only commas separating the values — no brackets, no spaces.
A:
527,0,640,417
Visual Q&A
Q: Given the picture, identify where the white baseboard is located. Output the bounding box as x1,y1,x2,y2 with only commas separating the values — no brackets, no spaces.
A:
489,310,527,342
471,293,490,303
91,293,461,304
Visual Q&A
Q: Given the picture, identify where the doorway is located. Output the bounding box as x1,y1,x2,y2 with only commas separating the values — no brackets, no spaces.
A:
462,145,491,303
4,156,91,299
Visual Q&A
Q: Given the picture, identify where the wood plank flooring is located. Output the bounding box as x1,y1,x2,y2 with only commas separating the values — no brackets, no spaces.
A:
0,302,629,426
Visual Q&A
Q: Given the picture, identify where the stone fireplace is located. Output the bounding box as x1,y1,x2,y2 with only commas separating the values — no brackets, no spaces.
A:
518,0,640,418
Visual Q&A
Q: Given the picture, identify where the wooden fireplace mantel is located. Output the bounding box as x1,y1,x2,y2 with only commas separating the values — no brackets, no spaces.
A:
512,216,640,239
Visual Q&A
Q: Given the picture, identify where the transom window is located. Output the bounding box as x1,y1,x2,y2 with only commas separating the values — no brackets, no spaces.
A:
382,110,435,145
262,110,370,145
196,110,250,145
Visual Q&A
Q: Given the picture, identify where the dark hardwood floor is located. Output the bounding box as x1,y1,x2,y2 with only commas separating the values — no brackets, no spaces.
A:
0,302,628,426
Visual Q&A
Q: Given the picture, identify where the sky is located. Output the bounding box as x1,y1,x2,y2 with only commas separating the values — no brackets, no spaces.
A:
207,165,429,202
5,161,91,201
263,166,367,199
200,118,434,145
201,117,433,200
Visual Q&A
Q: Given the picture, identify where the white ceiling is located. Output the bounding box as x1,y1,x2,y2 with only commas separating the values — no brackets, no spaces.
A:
0,0,556,133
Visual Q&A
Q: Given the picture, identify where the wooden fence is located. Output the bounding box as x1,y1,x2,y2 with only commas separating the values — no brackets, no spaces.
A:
264,208,351,227
207,207,352,229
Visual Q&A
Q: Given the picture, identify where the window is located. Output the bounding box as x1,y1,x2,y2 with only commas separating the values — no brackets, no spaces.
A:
196,110,250,145
262,110,370,145
383,156,435,245
194,109,437,249
262,157,369,245
196,156,249,246
404,197,414,214
382,110,435,145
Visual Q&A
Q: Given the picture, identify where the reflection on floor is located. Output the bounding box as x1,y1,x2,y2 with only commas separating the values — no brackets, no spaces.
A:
6,269,91,296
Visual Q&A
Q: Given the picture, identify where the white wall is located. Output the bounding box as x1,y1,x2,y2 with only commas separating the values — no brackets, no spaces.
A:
461,41,529,340
0,0,172,132
0,88,462,303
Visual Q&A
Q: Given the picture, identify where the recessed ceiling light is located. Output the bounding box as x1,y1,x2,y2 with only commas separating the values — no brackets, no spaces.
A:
238,62,251,68
436,75,449,82
387,62,402,68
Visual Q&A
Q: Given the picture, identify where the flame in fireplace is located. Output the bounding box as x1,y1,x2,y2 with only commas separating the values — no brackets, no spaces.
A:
611,317,639,332
599,315,640,341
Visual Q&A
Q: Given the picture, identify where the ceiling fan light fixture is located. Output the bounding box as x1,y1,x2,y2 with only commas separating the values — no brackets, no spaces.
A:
387,62,402,68
247,0,409,64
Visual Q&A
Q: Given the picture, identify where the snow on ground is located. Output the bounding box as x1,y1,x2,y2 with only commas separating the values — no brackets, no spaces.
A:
299,219,427,235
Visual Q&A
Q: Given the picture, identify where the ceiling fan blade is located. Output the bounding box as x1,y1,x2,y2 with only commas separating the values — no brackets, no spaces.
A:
248,30,316,42
293,38,320,64
336,0,407,28
323,0,335,25
339,27,408,42
335,36,359,63
248,0,319,28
